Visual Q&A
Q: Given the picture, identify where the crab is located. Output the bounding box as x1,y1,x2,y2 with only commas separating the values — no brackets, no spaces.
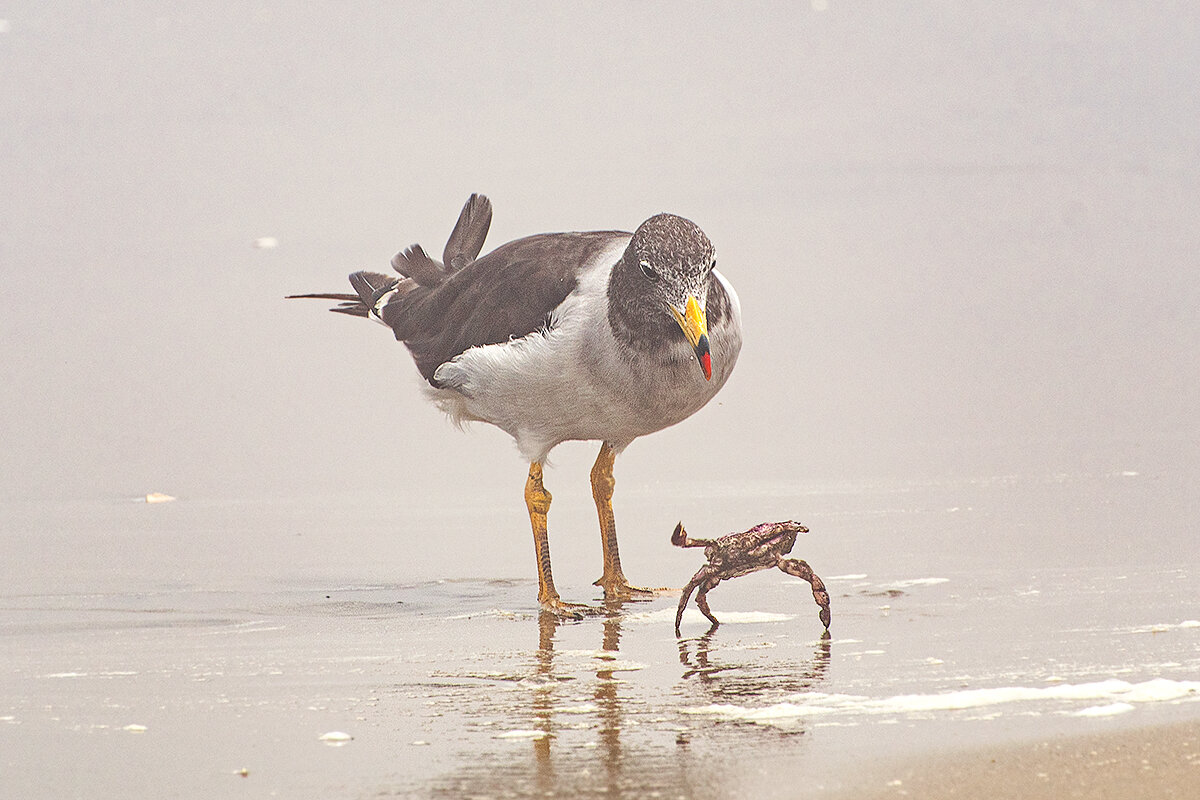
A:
672,520,831,636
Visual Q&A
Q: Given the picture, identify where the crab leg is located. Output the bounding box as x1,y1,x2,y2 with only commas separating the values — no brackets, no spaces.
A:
676,573,722,636
779,558,832,630
675,572,702,634
694,580,721,628
677,570,719,635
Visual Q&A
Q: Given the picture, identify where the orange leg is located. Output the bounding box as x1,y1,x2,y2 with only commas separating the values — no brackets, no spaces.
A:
525,462,582,617
590,442,659,598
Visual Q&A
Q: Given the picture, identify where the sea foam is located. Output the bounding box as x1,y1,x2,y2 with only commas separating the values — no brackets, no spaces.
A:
682,677,1200,728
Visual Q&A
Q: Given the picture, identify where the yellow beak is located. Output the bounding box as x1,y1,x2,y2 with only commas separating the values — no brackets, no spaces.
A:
670,295,712,381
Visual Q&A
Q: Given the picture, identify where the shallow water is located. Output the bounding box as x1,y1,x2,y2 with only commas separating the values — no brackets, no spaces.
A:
3,465,1198,799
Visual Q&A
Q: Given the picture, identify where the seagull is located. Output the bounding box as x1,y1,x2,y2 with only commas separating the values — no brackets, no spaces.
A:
290,194,742,615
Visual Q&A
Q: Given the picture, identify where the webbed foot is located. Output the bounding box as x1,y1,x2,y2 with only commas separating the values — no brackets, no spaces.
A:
594,575,669,600
538,596,592,620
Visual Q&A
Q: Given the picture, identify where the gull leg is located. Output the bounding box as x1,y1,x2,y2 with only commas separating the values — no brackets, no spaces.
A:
591,442,658,598
525,462,582,618
779,557,832,630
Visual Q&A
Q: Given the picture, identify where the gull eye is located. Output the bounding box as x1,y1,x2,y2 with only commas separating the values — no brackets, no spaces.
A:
639,260,659,282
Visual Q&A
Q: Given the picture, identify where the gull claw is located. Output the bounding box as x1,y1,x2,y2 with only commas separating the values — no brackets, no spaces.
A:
593,576,668,600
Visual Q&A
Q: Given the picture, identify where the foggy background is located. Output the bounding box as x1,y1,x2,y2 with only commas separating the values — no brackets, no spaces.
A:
3,1,1198,510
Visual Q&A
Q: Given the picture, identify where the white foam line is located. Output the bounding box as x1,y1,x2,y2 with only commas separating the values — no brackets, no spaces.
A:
624,608,794,625
1075,703,1135,717
41,671,138,679
1124,620,1200,634
876,577,949,591
446,608,526,620
595,661,647,672
682,678,1200,726
494,729,551,740
199,623,286,636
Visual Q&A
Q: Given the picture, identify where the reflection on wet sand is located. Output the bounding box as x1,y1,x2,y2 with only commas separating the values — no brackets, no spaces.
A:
428,599,834,798
531,609,555,793
529,600,629,794
593,600,626,793
679,628,831,701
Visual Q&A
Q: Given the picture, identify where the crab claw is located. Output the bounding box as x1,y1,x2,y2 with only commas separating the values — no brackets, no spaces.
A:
671,522,713,549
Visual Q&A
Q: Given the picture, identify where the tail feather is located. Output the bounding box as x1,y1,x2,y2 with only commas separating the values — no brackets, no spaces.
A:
285,290,369,317
349,270,401,308
286,292,359,301
290,192,492,320
391,243,446,287
288,270,403,318
330,304,370,318
443,193,492,271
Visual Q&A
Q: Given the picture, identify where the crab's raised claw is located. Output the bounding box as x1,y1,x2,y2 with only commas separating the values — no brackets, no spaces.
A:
671,522,714,549
676,569,708,636
779,557,832,630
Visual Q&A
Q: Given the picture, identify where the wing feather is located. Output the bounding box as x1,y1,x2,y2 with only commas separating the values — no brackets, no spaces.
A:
381,231,628,383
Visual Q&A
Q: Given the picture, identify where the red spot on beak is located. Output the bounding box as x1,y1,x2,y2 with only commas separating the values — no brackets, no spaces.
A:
700,351,712,381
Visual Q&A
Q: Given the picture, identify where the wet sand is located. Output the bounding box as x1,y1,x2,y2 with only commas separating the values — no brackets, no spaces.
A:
2,467,1198,798
832,718,1200,799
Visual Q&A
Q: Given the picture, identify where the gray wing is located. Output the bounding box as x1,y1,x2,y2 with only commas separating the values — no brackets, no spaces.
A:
382,230,630,383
